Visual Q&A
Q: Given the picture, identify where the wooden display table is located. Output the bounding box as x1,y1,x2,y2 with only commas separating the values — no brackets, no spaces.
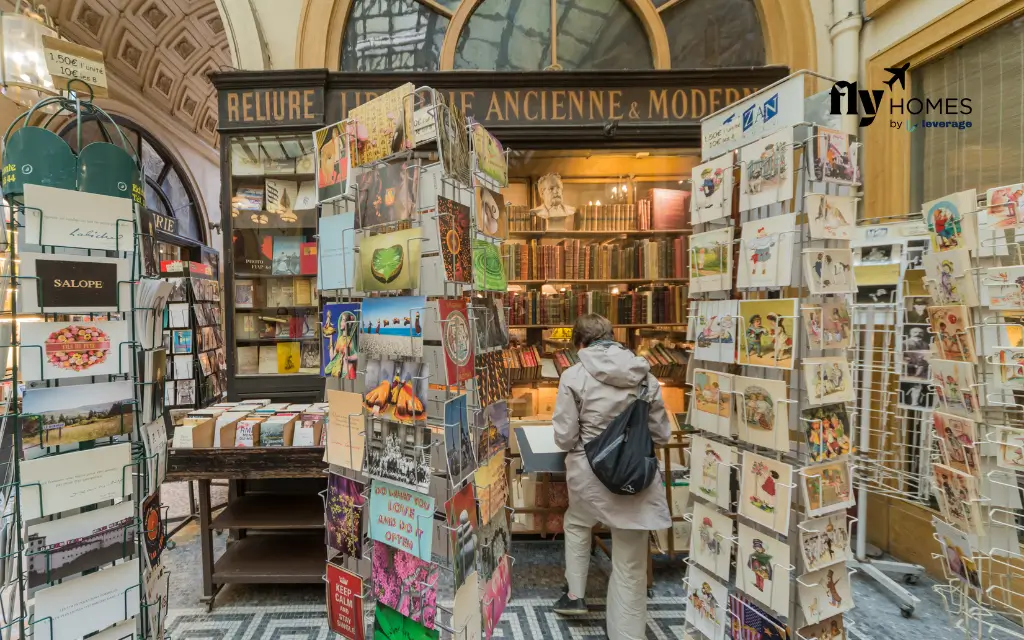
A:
167,447,326,609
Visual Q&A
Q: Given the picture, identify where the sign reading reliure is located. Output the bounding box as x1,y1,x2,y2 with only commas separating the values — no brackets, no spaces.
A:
219,87,325,128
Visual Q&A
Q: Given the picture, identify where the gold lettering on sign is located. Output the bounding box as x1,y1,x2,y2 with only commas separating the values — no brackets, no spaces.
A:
569,91,584,120
691,89,707,118
54,280,104,289
487,93,504,121
242,93,253,122
524,91,539,121
726,88,741,104
589,91,603,120
672,90,688,119
289,91,300,120
227,94,240,122
461,91,474,118
552,90,565,121
504,91,520,121
649,89,667,119
609,90,622,119
709,88,722,114
304,89,315,119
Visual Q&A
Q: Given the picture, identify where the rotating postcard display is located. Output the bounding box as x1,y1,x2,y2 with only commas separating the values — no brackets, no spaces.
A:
316,86,512,639
0,93,171,640
684,73,857,640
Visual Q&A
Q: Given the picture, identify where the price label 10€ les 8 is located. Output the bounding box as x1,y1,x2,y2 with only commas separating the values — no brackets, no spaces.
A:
41,36,108,97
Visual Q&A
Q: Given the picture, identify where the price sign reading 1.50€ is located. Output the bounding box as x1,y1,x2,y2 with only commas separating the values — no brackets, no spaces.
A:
41,36,108,98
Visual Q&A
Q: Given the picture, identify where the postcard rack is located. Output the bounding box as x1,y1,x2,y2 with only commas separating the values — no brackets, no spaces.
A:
317,86,513,638
681,71,860,640
0,86,170,640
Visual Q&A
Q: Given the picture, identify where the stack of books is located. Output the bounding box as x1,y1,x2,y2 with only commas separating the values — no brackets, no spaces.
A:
503,345,542,382
504,238,687,281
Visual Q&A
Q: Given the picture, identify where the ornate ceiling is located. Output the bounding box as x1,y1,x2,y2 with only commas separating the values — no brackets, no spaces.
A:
31,0,232,146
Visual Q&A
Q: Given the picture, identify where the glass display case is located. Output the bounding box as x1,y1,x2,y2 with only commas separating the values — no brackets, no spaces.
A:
223,133,322,401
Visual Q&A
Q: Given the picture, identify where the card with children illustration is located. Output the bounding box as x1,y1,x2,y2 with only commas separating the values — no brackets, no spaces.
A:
737,299,798,369
923,248,979,306
803,357,855,406
739,451,793,535
924,189,978,254
927,305,977,363
802,298,853,350
737,213,797,289
734,375,790,453
804,249,857,295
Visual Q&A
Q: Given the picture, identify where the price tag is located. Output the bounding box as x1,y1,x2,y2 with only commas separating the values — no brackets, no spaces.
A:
41,36,108,98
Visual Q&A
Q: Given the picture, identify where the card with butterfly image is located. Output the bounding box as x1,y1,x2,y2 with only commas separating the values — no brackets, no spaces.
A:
691,369,734,437
929,358,982,420
925,189,979,254
932,411,981,478
806,193,854,241
922,248,979,306
982,265,1024,311
691,155,734,224
737,521,792,616
734,375,790,453
803,249,857,295
927,304,977,363
737,213,797,289
689,500,733,581
933,463,985,536
803,357,855,406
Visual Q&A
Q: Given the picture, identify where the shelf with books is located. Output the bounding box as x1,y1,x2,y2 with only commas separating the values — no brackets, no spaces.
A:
237,337,319,343
508,278,688,285
510,323,687,329
507,229,690,238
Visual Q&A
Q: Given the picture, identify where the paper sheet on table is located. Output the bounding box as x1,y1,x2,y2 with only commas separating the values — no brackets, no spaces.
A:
520,425,561,453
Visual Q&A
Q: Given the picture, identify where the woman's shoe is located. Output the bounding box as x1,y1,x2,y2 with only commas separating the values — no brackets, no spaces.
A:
553,592,588,616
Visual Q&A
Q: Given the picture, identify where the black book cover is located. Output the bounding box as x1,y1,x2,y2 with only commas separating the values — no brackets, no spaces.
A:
233,229,272,274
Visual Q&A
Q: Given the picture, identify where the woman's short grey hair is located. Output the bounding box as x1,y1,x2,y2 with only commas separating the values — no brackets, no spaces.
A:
572,313,613,348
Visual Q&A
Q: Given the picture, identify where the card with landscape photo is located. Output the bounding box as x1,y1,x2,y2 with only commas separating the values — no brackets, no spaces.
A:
350,83,414,166
691,370,733,437
739,128,793,211
932,411,980,478
806,194,854,240
438,196,473,283
734,376,790,452
365,417,432,491
314,121,350,204
737,522,791,616
475,400,510,463
801,459,855,517
800,513,851,572
446,483,479,590
372,544,438,630
802,403,852,462
327,473,365,558
804,357,855,406
928,304,977,363
360,296,425,359
21,380,134,451
930,359,982,421
925,189,978,253
691,155,733,224
739,451,793,535
439,298,475,384
689,228,733,293
804,249,856,295
737,213,797,289
363,358,429,425
738,299,798,369
322,302,360,379
444,395,476,486
355,160,420,228
20,321,128,381
476,186,508,239
473,240,507,292
359,227,423,292
811,127,860,185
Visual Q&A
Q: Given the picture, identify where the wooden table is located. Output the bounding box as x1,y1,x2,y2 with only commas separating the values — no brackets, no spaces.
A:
167,447,326,609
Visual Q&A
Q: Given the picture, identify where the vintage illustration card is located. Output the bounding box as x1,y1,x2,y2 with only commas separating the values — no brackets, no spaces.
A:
924,189,979,253
806,194,854,240
438,196,473,283
690,500,733,581
444,395,476,486
693,299,738,364
799,615,847,640
739,128,794,211
998,348,1024,389
933,517,980,588
689,228,734,293
930,360,982,420
898,380,934,410
473,240,507,292
476,186,508,240
350,83,414,166
737,213,797,289
439,298,475,384
811,127,860,185
986,183,1024,227
983,266,1024,311
803,357,854,406
738,298,798,369
797,565,854,624
471,123,507,186
933,463,983,535
20,442,132,520
734,375,790,452
359,296,426,359
932,411,980,478
691,369,734,437
801,403,852,462
368,480,435,562
927,305,977,363
685,565,728,640
354,160,420,229
20,321,128,381
804,249,856,295
997,428,1024,472
314,121,350,204
326,473,365,558
446,482,479,590
802,299,852,350
739,451,793,535
691,155,734,224
923,249,979,306
799,513,851,572
359,227,423,292
21,380,134,451
690,435,735,511
737,522,791,615
801,459,855,517
372,543,439,630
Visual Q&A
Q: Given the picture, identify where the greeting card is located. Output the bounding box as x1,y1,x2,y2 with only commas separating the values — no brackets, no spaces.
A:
737,522,791,615
806,194,854,240
734,375,790,452
691,155,734,224
693,299,738,364
924,189,978,253
737,213,797,289
690,500,733,581
690,435,735,511
739,451,793,534
738,298,798,369
20,321,128,381
803,357,855,406
691,369,734,437
689,228,734,293
739,128,793,211
685,565,728,640
799,513,851,572
358,227,423,292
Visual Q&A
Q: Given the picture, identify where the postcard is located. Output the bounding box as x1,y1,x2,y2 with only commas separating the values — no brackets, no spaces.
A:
685,565,728,640
23,185,134,252
473,240,507,292
797,565,854,624
924,189,978,253
453,571,482,640
325,389,366,471
438,97,472,186
478,512,509,586
691,370,733,437
359,228,422,292
318,213,357,290
364,416,431,490
327,473,365,558
804,249,856,295
930,359,982,420
933,463,984,535
475,452,508,526
732,596,790,640
18,253,132,314
372,543,438,630
326,562,364,640
322,303,360,379
476,187,507,239
933,517,980,588
737,299,798,369
739,128,793,211
932,411,980,478
799,513,851,572
734,376,790,452
983,265,1024,310
803,357,855,406
171,330,193,355
438,196,473,283
691,155,733,224
33,561,140,640
25,500,134,588
439,298,475,384
802,403,852,462
997,428,1024,472
271,236,302,275
475,401,510,463
375,602,439,639
810,127,860,185
142,489,165,568
737,213,797,289
483,556,511,639
314,121,350,204
737,522,791,615
801,459,855,517
689,228,733,293
350,83,414,166
445,395,476,486
690,500,733,581
470,296,509,352
446,483,479,590
355,160,420,229
21,443,133,520
802,299,852,350
360,296,425,359
921,249,978,307
475,351,509,409
21,380,134,451
928,305,977,363
739,451,793,535
693,299,737,364
806,194,854,240
363,358,429,428
690,435,734,511
20,321,128,381
471,123,507,186
986,183,1024,228
898,380,934,410
368,480,435,562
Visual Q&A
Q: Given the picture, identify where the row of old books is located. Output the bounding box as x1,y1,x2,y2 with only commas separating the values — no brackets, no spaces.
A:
552,349,580,375
504,237,687,281
507,286,688,326
235,277,318,308
236,312,317,340
638,341,688,381
237,342,320,375
504,189,690,232
232,230,318,276
503,345,543,382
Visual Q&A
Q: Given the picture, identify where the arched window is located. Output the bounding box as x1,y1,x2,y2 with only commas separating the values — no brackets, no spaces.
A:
341,0,450,72
58,115,206,243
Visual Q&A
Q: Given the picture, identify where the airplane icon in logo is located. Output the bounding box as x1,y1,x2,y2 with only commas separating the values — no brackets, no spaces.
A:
883,62,910,90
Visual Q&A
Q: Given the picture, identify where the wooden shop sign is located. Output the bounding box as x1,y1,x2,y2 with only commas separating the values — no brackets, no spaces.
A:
219,87,325,128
